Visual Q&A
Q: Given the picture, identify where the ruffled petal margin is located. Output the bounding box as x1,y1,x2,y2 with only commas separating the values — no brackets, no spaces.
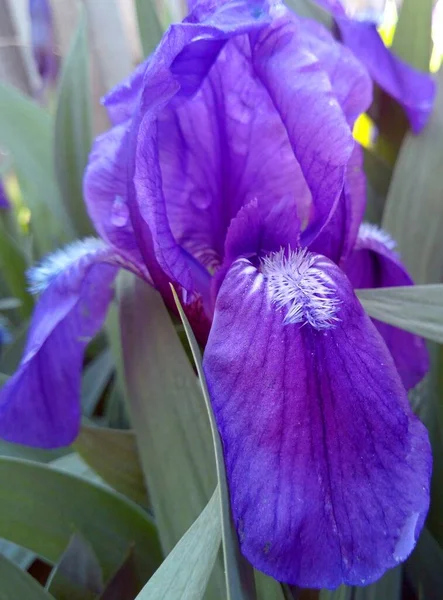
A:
0,240,141,448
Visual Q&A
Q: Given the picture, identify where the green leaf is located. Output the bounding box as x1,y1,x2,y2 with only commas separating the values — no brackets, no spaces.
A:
135,0,164,57
113,274,225,598
135,487,221,600
54,7,94,237
0,220,33,318
0,457,162,589
75,426,148,507
81,349,114,416
382,67,443,284
392,0,433,72
255,572,285,600
0,83,75,255
357,285,443,344
363,149,393,225
172,287,256,600
406,528,443,600
0,553,55,599
46,533,103,600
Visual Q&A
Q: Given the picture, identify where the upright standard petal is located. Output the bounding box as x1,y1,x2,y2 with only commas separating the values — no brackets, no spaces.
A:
309,144,366,265
0,239,144,448
312,0,436,133
83,122,148,272
203,250,431,588
345,224,429,390
251,15,355,244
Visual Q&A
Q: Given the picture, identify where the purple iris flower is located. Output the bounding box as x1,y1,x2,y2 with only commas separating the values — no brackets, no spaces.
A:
0,0,431,589
313,0,436,133
29,0,58,85
0,181,10,210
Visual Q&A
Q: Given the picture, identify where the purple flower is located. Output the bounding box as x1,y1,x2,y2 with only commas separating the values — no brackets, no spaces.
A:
0,0,431,589
29,0,58,85
0,181,10,210
312,0,436,133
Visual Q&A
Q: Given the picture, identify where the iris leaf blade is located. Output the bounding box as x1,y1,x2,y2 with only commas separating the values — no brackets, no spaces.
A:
0,553,56,599
171,287,256,600
113,273,225,597
54,7,94,237
0,456,162,588
135,0,164,57
392,0,433,72
135,487,221,600
382,67,443,284
74,426,148,507
0,84,74,255
357,285,443,344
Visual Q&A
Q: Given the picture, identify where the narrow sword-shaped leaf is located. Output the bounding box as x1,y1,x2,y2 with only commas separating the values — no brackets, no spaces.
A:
113,273,225,597
382,67,443,284
135,0,164,57
54,7,94,237
0,84,75,255
357,284,443,343
172,287,256,600
135,487,221,600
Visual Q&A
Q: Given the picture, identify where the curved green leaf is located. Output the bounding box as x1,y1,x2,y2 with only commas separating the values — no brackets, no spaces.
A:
135,488,221,600
0,553,55,599
172,287,256,600
357,284,443,343
113,274,225,598
0,457,162,588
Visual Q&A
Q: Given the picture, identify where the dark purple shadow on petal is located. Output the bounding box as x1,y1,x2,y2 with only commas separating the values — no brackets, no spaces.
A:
203,255,431,588
309,144,366,265
0,251,118,448
345,230,430,390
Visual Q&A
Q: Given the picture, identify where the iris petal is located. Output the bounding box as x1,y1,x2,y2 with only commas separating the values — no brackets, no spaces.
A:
83,123,148,272
313,0,436,133
0,241,122,448
203,253,431,588
251,16,355,244
310,144,366,265
346,225,429,390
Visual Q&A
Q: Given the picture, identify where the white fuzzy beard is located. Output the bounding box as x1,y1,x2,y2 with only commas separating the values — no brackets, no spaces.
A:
260,248,341,330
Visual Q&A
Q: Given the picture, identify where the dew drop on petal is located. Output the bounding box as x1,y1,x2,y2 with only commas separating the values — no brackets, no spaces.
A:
111,196,129,227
